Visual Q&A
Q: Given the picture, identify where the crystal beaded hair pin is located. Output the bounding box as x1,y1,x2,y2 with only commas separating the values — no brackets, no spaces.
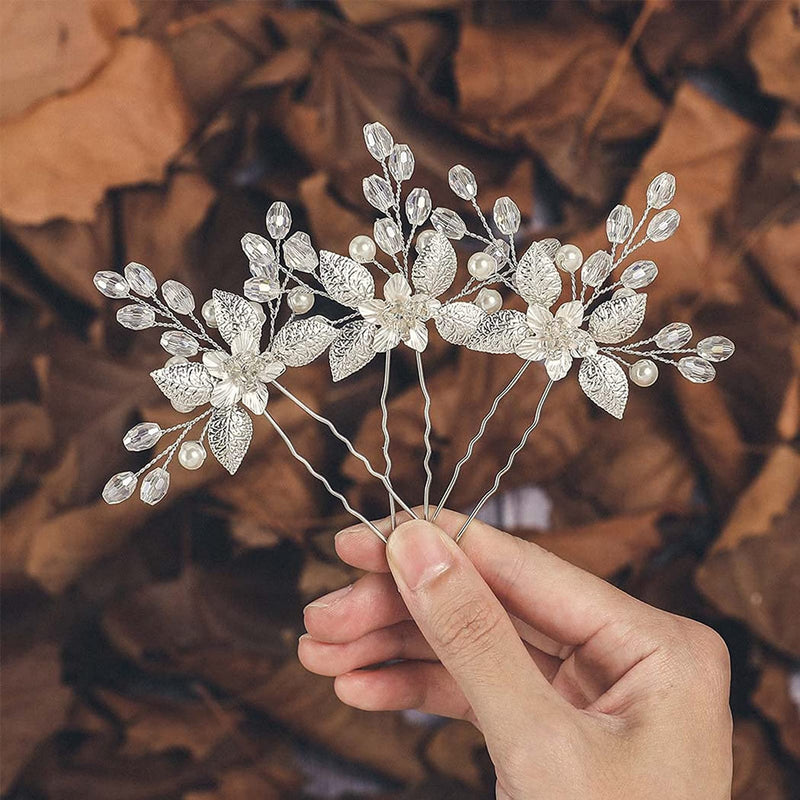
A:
95,121,734,541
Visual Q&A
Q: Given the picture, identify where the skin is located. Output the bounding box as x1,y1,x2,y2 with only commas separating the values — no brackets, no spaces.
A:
299,509,733,800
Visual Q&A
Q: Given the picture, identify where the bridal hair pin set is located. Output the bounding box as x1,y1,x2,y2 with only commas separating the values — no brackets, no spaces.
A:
95,121,735,542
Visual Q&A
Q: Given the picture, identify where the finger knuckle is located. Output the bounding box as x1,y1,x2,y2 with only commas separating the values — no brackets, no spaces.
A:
430,595,504,662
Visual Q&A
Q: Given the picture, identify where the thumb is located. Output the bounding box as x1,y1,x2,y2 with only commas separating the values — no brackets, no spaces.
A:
386,519,561,738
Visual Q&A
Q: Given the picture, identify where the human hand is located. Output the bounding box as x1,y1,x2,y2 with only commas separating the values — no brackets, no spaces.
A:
299,510,732,800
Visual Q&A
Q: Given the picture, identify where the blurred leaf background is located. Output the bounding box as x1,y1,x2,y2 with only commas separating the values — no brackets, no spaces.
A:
1,1,799,797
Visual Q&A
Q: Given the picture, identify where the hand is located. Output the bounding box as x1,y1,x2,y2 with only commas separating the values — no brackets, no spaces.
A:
299,510,732,800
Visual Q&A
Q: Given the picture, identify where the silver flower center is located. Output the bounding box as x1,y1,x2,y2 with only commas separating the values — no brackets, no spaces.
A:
539,318,575,357
381,297,429,336
224,353,264,392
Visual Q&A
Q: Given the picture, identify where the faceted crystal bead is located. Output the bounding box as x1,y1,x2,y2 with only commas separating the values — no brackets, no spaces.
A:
123,422,163,452
93,270,130,298
283,231,318,272
431,207,466,239
160,330,199,357
140,467,170,505
241,233,276,271
484,239,510,268
606,204,634,244
388,144,415,181
405,188,431,226
124,262,157,296
266,202,291,239
102,471,137,504
117,304,155,330
621,259,658,289
647,172,676,209
581,250,613,287
493,196,521,235
697,335,734,362
363,122,394,160
244,276,281,302
647,209,680,242
538,238,561,258
678,356,716,383
161,280,195,314
373,218,403,255
362,175,394,212
655,322,692,350
448,165,478,200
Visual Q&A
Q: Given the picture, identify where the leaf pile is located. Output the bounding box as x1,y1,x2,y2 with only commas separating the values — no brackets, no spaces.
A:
2,1,799,797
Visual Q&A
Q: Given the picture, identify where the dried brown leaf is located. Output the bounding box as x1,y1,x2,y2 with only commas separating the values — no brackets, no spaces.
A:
752,661,800,761
748,0,800,106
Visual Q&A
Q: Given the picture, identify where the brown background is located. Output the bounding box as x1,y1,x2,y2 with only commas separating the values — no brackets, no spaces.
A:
1,1,799,798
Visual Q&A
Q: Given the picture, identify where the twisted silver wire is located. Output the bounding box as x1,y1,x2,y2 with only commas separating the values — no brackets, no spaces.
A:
380,351,397,528
416,351,434,520
432,361,530,522
263,410,387,543
456,379,553,542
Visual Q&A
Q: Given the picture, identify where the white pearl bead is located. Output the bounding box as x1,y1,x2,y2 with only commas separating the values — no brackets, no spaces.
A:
171,398,195,413
165,355,188,367
415,229,436,252
349,235,377,263
249,300,267,325
630,359,659,387
288,286,314,314
178,440,206,470
613,287,637,299
201,299,218,328
474,288,502,314
467,252,497,280
555,244,583,273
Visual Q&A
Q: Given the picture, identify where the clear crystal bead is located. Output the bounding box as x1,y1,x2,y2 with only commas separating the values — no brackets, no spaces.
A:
678,356,716,383
124,262,157,296
492,196,520,235
431,207,466,239
117,304,155,330
123,422,162,452
405,188,431,226
140,467,170,505
266,202,291,239
621,259,658,289
697,335,734,362
244,276,281,302
538,238,561,258
363,122,394,160
161,280,195,314
362,175,394,212
448,165,478,200
388,144,414,181
606,204,634,244
373,217,403,255
241,233,276,271
581,250,613,287
102,471,137,504
484,239,510,268
93,271,130,298
160,330,199,356
655,322,692,350
647,209,680,242
283,231,318,272
647,172,676,209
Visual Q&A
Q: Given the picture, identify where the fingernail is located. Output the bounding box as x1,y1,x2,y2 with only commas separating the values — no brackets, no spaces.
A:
387,521,453,591
334,523,365,540
304,583,352,611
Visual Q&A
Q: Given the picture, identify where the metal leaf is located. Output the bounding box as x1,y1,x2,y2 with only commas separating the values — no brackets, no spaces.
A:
329,320,377,381
212,290,262,348
466,310,529,354
578,355,629,419
514,243,561,307
271,316,338,367
588,293,647,344
412,232,457,298
434,302,486,345
319,251,375,308
150,362,214,407
208,405,253,475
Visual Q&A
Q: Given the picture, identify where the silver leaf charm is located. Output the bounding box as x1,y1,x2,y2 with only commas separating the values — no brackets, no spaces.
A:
412,232,457,298
329,320,377,381
588,293,647,344
514,243,562,308
270,316,338,367
578,355,629,419
212,290,262,348
466,309,529,354
319,251,375,308
434,302,486,345
150,362,214,407
208,405,253,475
